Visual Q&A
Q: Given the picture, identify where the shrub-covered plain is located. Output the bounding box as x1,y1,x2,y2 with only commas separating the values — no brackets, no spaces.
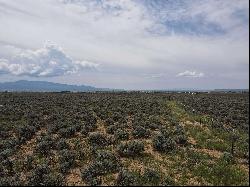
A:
0,92,248,185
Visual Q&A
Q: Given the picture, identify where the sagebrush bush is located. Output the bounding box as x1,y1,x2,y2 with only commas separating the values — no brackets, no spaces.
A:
81,150,120,183
0,175,21,186
16,125,36,143
0,149,13,160
58,149,76,173
88,132,111,147
105,118,115,126
106,125,116,134
117,140,145,157
59,149,76,165
1,158,13,173
23,155,33,171
174,124,187,145
116,169,137,186
221,152,234,164
175,134,187,145
28,164,50,185
132,126,151,139
152,134,176,153
42,172,64,186
114,129,129,141
1,137,19,150
143,168,161,185
161,176,175,186
56,139,69,150
58,127,76,138
59,162,72,174
35,138,54,155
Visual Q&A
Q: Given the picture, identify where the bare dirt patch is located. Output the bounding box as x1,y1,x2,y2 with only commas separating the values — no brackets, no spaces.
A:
65,168,86,186
193,148,222,159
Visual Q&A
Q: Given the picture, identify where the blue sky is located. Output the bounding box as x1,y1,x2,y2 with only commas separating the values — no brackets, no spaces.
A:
0,0,249,89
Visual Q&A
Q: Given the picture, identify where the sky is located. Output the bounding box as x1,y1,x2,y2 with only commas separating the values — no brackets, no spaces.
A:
0,0,249,90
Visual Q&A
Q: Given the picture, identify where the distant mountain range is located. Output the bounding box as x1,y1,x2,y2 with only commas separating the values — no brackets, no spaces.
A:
0,80,248,93
0,80,115,92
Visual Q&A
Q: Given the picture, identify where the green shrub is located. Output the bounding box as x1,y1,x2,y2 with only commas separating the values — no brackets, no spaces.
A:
106,125,116,134
116,169,137,186
28,164,50,185
0,149,13,160
88,132,111,147
105,118,115,126
161,176,175,186
152,134,176,153
175,134,187,145
221,152,234,164
35,140,53,155
24,155,33,171
42,172,64,186
16,125,36,143
58,127,75,138
143,168,161,185
117,140,145,157
114,129,129,141
81,150,120,182
132,126,151,139
59,149,76,165
56,139,69,150
59,162,72,174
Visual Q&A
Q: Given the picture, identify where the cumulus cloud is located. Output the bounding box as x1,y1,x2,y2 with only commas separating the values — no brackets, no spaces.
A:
176,71,204,78
0,41,97,77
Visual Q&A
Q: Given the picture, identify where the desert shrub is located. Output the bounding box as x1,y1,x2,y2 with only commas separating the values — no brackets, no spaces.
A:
16,125,36,143
59,149,76,164
161,176,175,186
81,123,98,134
114,129,129,141
56,139,69,150
0,137,19,150
112,112,123,122
117,140,145,157
105,118,115,126
175,134,188,145
88,132,111,147
42,172,64,186
173,124,187,145
152,134,176,153
221,152,234,164
88,177,102,186
106,125,116,134
0,175,21,186
23,155,33,171
35,138,54,155
58,127,75,138
47,123,62,134
147,123,160,130
0,149,13,160
116,169,137,186
84,122,97,132
80,126,89,136
28,164,50,185
143,168,161,185
132,126,151,139
59,162,72,174
1,158,13,173
83,115,97,126
81,150,120,182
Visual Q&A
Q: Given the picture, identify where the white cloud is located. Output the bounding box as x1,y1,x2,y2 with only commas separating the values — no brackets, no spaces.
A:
177,70,204,78
0,41,97,77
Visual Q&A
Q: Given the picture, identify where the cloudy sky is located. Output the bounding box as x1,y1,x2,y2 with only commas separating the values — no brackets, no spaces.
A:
0,0,249,90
